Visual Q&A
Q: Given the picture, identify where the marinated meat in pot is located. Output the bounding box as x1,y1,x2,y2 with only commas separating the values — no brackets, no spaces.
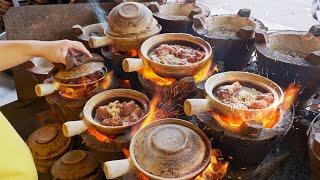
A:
149,44,205,65
95,100,144,126
215,81,274,109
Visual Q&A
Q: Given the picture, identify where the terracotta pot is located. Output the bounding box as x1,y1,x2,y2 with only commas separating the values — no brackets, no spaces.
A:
88,2,162,50
122,33,213,79
27,124,72,173
34,62,111,99
308,117,320,180
192,9,266,71
103,118,212,179
184,71,284,124
51,150,102,180
62,89,150,136
255,25,320,106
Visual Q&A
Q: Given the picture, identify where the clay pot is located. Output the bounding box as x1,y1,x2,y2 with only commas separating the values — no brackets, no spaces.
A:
27,124,72,173
192,9,266,71
51,150,101,180
184,71,284,123
88,2,162,50
255,25,320,106
103,118,212,179
308,117,320,180
62,89,150,136
148,2,210,33
35,62,111,99
122,33,213,79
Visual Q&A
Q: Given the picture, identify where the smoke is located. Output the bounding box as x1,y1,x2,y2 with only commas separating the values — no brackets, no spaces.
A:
88,0,109,30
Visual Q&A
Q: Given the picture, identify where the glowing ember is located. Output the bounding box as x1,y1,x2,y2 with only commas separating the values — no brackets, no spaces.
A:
209,83,299,131
196,149,229,180
87,127,115,143
194,60,216,83
112,48,139,57
60,71,113,99
137,63,176,86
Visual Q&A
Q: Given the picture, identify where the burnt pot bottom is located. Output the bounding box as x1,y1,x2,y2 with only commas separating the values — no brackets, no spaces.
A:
257,52,320,106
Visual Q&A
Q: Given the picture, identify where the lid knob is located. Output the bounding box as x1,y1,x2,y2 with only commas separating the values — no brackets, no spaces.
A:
35,126,58,144
62,150,87,165
118,3,140,19
151,126,188,154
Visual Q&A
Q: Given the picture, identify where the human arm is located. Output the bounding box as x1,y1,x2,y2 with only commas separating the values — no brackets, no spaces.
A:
0,40,92,71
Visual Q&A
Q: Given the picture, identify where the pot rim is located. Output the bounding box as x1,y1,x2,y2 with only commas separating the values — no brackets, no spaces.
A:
204,71,284,113
83,89,150,131
139,33,212,68
193,14,266,40
153,2,210,22
129,118,212,180
256,30,320,69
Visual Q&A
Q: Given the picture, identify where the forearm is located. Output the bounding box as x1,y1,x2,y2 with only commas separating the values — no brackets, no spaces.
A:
0,40,46,71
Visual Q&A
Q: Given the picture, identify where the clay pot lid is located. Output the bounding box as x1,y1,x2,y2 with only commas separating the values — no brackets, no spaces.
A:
54,62,105,81
51,150,100,179
27,124,72,160
106,2,155,36
132,119,211,178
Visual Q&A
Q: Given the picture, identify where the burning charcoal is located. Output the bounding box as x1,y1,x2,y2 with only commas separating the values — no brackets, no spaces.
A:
124,101,136,116
96,106,112,121
239,120,263,138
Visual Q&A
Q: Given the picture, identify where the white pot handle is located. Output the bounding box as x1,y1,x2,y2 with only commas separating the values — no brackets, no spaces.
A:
62,120,88,137
104,158,136,179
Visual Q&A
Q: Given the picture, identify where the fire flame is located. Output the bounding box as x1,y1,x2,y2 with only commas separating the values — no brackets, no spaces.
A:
137,63,176,86
112,48,139,57
118,79,131,89
60,71,113,99
87,127,115,143
209,83,300,132
195,149,229,180
194,60,217,83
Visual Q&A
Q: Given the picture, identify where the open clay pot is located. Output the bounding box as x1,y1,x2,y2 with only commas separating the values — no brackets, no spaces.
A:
193,9,266,71
103,118,212,179
34,62,112,99
88,2,162,50
147,2,210,33
255,25,320,105
184,71,284,124
122,33,213,79
62,89,150,136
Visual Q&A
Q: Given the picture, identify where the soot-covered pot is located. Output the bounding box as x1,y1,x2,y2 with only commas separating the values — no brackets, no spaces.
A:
51,150,101,180
27,124,72,173
193,9,266,71
103,118,212,179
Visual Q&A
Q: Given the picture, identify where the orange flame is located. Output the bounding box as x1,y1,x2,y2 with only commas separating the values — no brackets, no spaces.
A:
196,149,229,180
118,79,131,89
87,126,115,143
194,60,216,83
60,71,113,99
209,83,299,132
138,63,176,86
112,48,139,57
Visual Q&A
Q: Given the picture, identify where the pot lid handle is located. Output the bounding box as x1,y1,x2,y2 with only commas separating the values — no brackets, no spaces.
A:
118,2,141,19
151,126,188,154
62,150,87,165
35,126,58,144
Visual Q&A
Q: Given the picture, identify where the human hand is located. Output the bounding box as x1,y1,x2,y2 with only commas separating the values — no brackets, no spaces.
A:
39,40,93,65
